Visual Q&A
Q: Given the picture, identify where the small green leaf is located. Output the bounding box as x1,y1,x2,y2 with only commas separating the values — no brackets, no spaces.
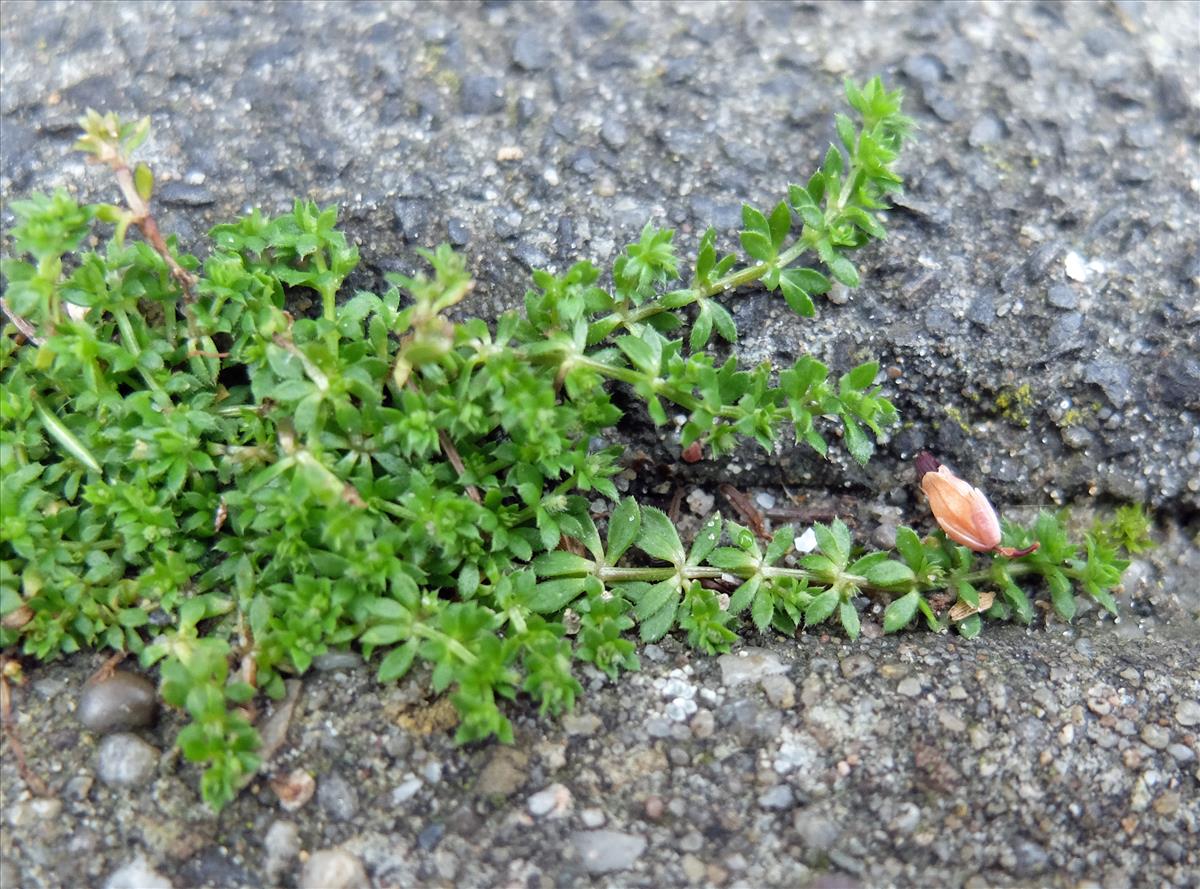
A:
134,163,154,202
1046,570,1075,621
637,507,685,565
834,113,857,151
529,578,587,614
532,551,594,578
804,589,839,626
360,624,406,646
378,642,417,682
883,591,919,633
778,271,815,317
841,416,872,466
812,520,850,567
635,580,679,621
767,201,791,251
844,361,879,391
606,498,641,563
708,547,758,571
739,231,774,262
826,252,860,287
863,560,915,589
688,513,723,566
956,614,982,639
839,600,860,640
893,527,926,571
751,588,774,632
638,594,680,642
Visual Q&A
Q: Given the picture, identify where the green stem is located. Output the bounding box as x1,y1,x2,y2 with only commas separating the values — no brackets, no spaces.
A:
112,306,172,408
411,623,476,666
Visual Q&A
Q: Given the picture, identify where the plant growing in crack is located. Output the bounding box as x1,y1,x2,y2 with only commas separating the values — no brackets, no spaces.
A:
0,78,1144,810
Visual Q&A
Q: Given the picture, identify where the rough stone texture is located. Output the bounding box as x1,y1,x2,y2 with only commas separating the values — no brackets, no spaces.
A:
2,3,1199,889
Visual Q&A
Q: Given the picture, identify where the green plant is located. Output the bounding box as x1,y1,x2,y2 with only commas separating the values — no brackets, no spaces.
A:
0,81,1141,811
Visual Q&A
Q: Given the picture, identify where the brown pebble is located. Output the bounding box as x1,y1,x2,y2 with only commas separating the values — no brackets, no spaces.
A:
76,671,157,733
643,795,664,820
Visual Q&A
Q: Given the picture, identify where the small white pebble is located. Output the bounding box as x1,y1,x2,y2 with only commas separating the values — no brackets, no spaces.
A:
794,528,818,553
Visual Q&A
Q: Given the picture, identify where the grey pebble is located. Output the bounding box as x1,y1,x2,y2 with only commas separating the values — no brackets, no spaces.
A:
1167,743,1195,763
527,783,570,817
96,732,159,788
579,808,605,828
793,810,841,849
512,29,552,71
391,777,422,805
447,217,471,247
840,655,872,679
563,712,602,736
902,52,946,84
571,830,646,874
417,822,445,851
104,855,174,889
317,771,359,821
6,798,62,828
1083,360,1133,407
646,716,672,737
761,675,796,709
601,117,629,150
719,648,787,686
393,198,430,243
1047,312,1084,356
263,820,300,883
156,181,215,207
1139,723,1170,750
77,671,157,734
968,113,1007,147
1046,284,1079,309
299,849,368,889
758,784,796,811
897,677,923,698
1174,700,1200,727
422,761,443,784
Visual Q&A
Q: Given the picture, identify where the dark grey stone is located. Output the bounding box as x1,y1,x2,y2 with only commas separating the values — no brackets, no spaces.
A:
902,53,947,85
569,148,597,176
968,112,1007,147
966,291,995,328
1047,312,1084,356
417,822,445,851
1046,284,1079,310
600,117,628,150
77,672,157,734
516,96,537,126
460,75,505,115
157,182,215,207
393,199,430,244
447,217,471,247
1154,357,1200,409
511,29,552,71
1084,360,1133,407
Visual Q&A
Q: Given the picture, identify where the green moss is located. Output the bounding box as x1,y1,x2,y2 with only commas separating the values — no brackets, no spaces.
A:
943,404,971,434
994,383,1034,427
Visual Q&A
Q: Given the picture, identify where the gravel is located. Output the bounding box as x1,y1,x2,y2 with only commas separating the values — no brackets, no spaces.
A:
2,3,1198,889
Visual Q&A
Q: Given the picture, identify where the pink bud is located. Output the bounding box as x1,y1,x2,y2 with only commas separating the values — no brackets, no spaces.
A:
914,451,1031,555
